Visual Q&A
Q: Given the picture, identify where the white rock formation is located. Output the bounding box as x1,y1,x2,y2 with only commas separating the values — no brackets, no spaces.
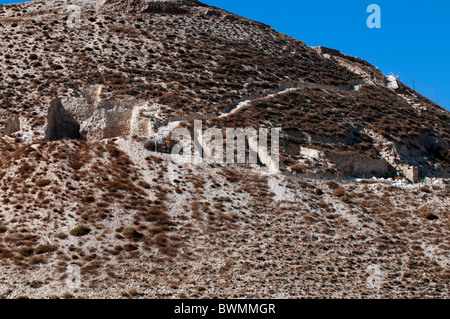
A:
300,147,325,160
386,75,399,89
44,85,158,141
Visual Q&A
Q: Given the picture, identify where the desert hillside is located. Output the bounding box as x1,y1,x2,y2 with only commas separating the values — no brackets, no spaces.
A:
0,0,449,299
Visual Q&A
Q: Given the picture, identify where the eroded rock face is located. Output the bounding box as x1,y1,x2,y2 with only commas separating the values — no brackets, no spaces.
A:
45,99,82,140
45,85,158,141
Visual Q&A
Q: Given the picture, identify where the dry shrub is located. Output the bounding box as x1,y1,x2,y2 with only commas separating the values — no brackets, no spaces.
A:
420,211,439,221
36,179,51,187
28,256,46,265
420,186,431,193
18,247,34,257
122,227,143,241
137,181,151,189
0,245,14,260
340,195,350,203
315,188,324,195
333,187,346,197
81,195,95,204
34,244,58,255
326,181,339,189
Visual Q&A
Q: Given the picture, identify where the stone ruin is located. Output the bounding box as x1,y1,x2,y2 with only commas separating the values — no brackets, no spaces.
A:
44,85,159,141
403,165,419,183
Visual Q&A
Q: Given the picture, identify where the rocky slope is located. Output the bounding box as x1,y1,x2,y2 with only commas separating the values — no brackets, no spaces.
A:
0,0,449,299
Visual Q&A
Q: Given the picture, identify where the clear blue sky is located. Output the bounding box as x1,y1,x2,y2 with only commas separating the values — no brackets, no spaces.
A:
2,0,449,110
203,0,450,111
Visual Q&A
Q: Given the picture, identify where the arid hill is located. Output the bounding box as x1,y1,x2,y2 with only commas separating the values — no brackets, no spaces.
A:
0,0,448,299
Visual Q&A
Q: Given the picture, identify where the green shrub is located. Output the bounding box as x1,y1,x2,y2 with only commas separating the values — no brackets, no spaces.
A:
55,232,68,240
34,244,58,255
69,226,91,237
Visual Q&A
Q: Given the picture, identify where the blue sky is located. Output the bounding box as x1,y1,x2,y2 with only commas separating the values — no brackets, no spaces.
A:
203,0,450,111
2,0,449,110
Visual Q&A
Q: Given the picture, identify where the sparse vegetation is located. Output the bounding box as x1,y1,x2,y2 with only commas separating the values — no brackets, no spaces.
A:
69,226,91,237
61,292,74,299
420,211,439,221
18,247,34,257
55,232,68,240
34,244,58,255
36,179,51,187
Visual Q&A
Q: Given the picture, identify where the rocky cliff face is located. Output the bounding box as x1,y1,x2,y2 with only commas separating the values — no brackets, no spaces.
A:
0,0,449,299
